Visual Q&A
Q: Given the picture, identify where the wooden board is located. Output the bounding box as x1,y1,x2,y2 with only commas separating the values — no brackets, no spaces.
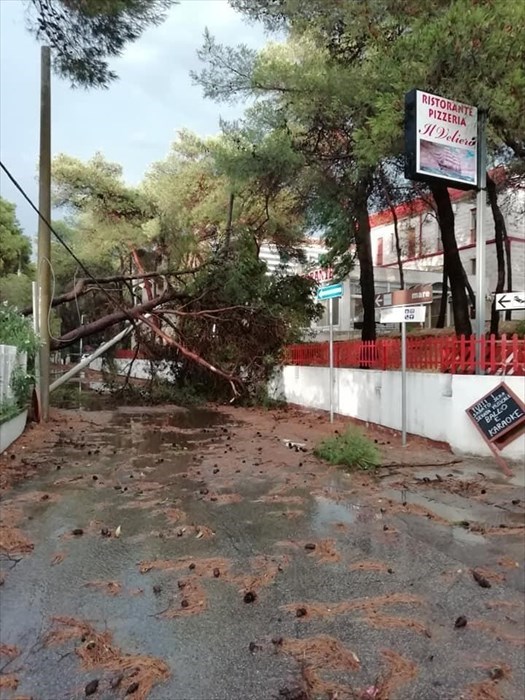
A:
466,383,525,476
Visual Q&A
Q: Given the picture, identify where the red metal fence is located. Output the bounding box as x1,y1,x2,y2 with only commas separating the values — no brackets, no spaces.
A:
285,334,525,376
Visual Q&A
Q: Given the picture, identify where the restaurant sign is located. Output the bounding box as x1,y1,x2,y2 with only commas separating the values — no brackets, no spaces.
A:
405,89,478,189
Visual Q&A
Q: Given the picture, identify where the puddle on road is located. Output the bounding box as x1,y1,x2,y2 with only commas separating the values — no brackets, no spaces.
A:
311,496,368,531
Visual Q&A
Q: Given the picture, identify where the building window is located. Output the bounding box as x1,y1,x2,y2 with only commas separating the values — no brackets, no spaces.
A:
470,208,476,243
317,298,340,327
376,238,384,266
470,258,476,275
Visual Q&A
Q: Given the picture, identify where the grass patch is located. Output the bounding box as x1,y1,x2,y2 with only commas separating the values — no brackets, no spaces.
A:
314,428,380,471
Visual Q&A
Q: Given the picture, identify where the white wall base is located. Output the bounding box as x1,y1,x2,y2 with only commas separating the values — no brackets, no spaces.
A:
270,367,525,462
87,358,176,381
0,410,28,454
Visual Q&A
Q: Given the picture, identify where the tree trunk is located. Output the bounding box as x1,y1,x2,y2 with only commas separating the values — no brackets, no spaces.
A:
430,182,472,336
487,175,506,336
50,289,183,350
463,269,476,308
436,261,448,328
354,182,376,341
391,206,405,290
225,192,235,250
379,169,404,289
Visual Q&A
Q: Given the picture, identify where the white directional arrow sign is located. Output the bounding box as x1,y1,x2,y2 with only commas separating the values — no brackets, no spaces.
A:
495,292,525,312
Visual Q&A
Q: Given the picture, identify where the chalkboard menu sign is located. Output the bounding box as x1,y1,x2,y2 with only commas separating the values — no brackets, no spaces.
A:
466,382,525,450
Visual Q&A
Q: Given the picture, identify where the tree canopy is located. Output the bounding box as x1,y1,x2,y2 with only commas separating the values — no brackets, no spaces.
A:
0,197,32,276
0,197,34,308
45,133,320,397
194,0,525,337
26,0,179,87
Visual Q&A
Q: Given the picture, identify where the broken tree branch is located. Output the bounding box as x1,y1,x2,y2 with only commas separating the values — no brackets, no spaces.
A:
136,314,242,397
49,290,187,350
21,266,205,315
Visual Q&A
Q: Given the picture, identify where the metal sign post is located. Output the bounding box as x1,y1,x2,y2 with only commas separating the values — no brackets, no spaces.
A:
380,304,427,446
329,298,334,423
317,283,343,424
401,319,407,446
475,110,487,375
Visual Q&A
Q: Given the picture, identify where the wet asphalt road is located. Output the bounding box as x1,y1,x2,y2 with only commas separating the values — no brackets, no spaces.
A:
0,405,524,700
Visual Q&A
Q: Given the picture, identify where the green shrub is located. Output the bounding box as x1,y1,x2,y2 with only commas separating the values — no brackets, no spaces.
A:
314,428,381,471
0,304,40,354
0,305,39,415
0,398,20,424
515,320,525,339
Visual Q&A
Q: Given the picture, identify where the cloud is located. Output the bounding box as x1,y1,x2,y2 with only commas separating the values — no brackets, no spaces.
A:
0,0,271,235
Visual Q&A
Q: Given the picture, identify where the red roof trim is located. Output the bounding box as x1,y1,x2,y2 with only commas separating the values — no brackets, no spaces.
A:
370,166,509,229
370,189,472,228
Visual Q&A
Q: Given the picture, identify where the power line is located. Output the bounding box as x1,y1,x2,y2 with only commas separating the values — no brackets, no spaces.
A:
0,160,138,329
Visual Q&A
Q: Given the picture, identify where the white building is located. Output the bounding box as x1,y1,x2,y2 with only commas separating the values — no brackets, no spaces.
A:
261,177,524,338
369,183,524,310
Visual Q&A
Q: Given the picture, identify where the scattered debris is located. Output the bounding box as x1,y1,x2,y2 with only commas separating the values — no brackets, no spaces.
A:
489,667,505,680
349,560,390,573
364,611,431,637
51,552,66,566
374,649,418,698
281,635,360,670
282,593,422,621
110,673,124,689
0,674,18,691
455,616,468,629
72,528,84,536
162,579,207,618
0,644,19,659
44,616,170,700
472,570,492,589
115,525,122,538
85,679,99,696
0,506,34,554
244,591,257,604
84,580,122,596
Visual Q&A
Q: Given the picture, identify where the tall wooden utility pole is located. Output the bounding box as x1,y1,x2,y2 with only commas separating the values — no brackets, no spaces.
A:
37,46,51,420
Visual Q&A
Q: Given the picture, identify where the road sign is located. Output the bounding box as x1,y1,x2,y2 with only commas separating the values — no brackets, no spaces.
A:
317,283,343,301
375,284,433,309
380,305,426,324
495,292,525,312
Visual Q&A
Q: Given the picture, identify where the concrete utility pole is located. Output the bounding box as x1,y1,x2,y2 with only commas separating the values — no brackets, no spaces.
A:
37,46,51,420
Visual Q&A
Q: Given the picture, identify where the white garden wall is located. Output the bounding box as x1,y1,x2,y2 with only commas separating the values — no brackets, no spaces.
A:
0,344,28,453
86,357,174,381
0,344,18,403
270,366,525,462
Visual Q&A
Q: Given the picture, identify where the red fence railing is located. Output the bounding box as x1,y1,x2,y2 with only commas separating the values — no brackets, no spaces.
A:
285,334,525,376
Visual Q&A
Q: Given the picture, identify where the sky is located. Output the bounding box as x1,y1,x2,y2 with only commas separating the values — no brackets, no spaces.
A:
0,0,270,238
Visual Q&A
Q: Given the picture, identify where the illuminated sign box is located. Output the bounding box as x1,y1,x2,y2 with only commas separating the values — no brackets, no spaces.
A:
405,89,478,190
